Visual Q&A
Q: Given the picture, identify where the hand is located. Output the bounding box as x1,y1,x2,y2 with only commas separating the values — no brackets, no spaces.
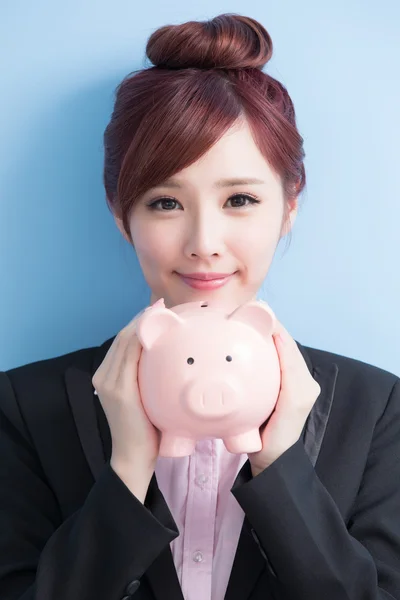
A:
92,307,161,473
248,321,321,476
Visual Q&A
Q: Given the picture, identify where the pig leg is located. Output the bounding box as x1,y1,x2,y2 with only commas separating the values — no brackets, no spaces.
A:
160,433,197,457
223,429,262,454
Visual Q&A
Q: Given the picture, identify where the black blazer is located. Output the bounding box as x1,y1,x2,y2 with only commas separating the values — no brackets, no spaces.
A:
0,336,399,600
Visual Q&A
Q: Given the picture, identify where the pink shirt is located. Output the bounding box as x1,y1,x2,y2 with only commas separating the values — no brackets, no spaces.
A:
155,438,249,600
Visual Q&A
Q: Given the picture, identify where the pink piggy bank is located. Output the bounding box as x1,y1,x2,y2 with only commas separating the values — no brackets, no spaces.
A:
136,299,281,457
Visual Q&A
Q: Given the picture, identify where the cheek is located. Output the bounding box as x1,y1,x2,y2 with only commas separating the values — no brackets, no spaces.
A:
132,222,177,266
233,223,280,260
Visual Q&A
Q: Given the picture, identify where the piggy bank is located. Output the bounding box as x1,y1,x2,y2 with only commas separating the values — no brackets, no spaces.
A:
136,298,281,457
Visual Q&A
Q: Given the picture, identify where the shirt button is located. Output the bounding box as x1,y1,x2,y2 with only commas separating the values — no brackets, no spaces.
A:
193,551,204,563
125,580,140,594
196,474,209,488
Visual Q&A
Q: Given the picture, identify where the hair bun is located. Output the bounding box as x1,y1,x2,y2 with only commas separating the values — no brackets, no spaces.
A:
146,13,273,71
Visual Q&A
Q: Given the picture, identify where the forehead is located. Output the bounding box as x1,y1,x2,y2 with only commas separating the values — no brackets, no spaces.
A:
148,122,281,193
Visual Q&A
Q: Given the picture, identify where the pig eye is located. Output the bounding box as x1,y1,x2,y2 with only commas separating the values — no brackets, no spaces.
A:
187,357,195,365
226,355,232,362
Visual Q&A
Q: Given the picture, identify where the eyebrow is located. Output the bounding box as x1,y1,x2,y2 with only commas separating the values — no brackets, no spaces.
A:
151,177,266,190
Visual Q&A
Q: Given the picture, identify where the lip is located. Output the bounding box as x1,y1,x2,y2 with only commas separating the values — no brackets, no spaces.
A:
178,272,235,281
177,272,236,290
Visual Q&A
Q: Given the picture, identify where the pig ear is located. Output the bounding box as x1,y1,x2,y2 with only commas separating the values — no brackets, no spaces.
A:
136,305,185,350
227,300,276,339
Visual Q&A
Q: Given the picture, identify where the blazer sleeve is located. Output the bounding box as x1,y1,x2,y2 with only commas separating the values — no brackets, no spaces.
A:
231,378,400,600
0,371,179,600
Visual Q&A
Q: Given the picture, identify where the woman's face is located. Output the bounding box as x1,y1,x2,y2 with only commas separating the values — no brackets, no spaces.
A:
115,119,297,310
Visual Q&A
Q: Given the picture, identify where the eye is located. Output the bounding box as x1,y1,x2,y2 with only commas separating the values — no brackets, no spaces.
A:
226,194,261,208
187,357,194,365
226,355,232,362
148,197,180,211
146,193,260,211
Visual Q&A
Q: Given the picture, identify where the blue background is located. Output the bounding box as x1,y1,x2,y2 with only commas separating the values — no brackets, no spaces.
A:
1,1,399,375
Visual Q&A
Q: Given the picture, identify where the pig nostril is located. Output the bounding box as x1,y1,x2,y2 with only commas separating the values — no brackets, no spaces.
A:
201,303,208,307
226,355,232,362
187,357,195,365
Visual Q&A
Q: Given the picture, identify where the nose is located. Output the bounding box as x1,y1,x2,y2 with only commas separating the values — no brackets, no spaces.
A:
183,210,226,259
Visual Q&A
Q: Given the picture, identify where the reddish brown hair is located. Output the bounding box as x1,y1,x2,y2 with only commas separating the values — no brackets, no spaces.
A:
103,13,306,244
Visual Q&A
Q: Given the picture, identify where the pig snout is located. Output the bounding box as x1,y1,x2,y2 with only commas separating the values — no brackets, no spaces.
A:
181,380,240,419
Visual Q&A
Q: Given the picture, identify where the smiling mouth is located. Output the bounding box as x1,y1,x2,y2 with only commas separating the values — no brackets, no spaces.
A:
177,272,236,290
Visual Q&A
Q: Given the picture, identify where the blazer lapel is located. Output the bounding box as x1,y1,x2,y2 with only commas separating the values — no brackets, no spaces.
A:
224,462,268,600
297,342,339,467
224,342,339,600
65,335,338,600
64,365,107,481
65,336,185,600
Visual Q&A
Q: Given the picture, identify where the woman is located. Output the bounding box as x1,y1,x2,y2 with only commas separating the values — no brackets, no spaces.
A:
1,13,399,600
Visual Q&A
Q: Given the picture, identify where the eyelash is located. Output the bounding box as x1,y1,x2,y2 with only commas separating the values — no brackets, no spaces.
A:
146,193,261,211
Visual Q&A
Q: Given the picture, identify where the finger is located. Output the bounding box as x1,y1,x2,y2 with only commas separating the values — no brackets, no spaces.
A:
273,329,299,375
100,308,147,385
113,303,160,386
119,330,142,384
105,328,141,394
119,332,142,374
119,307,147,336
97,335,127,389
93,330,134,394
272,318,295,345
272,318,285,336
273,321,293,342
